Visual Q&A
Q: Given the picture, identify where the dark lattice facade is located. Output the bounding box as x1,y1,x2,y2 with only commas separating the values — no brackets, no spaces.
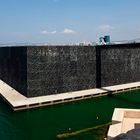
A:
0,43,140,97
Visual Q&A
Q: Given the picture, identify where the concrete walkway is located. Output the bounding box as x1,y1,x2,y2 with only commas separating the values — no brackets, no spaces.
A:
0,80,140,111
107,108,140,140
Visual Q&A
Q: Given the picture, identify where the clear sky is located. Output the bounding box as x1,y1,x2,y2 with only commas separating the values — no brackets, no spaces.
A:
0,0,140,44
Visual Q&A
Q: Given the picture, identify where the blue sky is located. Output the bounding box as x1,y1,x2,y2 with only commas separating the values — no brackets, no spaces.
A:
0,0,140,44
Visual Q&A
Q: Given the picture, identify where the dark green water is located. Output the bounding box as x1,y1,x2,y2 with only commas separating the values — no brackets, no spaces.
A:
1,89,140,140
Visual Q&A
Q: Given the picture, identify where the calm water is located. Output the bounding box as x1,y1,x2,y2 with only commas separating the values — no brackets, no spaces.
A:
0,89,140,140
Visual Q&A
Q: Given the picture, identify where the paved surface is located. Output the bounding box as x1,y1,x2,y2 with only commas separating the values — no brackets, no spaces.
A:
108,108,140,140
122,118,140,133
0,80,140,110
111,128,140,140
0,80,26,107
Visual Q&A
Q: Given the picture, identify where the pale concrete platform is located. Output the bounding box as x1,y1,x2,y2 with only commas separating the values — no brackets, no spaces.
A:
107,108,140,140
0,80,140,111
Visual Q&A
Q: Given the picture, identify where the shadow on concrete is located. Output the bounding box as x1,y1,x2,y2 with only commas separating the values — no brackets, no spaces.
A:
135,123,140,129
100,87,113,97
111,127,140,140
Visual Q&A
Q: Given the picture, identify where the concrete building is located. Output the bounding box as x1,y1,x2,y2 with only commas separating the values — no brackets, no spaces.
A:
0,43,140,97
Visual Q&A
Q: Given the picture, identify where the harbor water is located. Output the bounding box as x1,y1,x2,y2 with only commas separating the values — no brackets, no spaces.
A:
0,89,140,140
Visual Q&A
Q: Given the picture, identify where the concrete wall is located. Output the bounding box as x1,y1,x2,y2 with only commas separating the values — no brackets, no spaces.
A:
0,43,140,97
0,47,27,96
99,43,140,87
27,46,96,97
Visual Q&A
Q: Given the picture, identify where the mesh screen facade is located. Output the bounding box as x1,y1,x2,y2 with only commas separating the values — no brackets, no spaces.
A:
27,46,96,97
0,43,140,97
99,44,140,87
0,47,27,96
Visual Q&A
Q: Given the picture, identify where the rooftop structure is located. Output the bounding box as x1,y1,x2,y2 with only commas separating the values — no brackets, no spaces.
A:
0,43,140,98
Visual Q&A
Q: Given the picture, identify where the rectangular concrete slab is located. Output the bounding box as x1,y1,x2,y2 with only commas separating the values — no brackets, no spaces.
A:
108,108,140,140
0,80,140,111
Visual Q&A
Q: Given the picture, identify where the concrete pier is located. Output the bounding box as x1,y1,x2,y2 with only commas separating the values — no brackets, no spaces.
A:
0,80,140,111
